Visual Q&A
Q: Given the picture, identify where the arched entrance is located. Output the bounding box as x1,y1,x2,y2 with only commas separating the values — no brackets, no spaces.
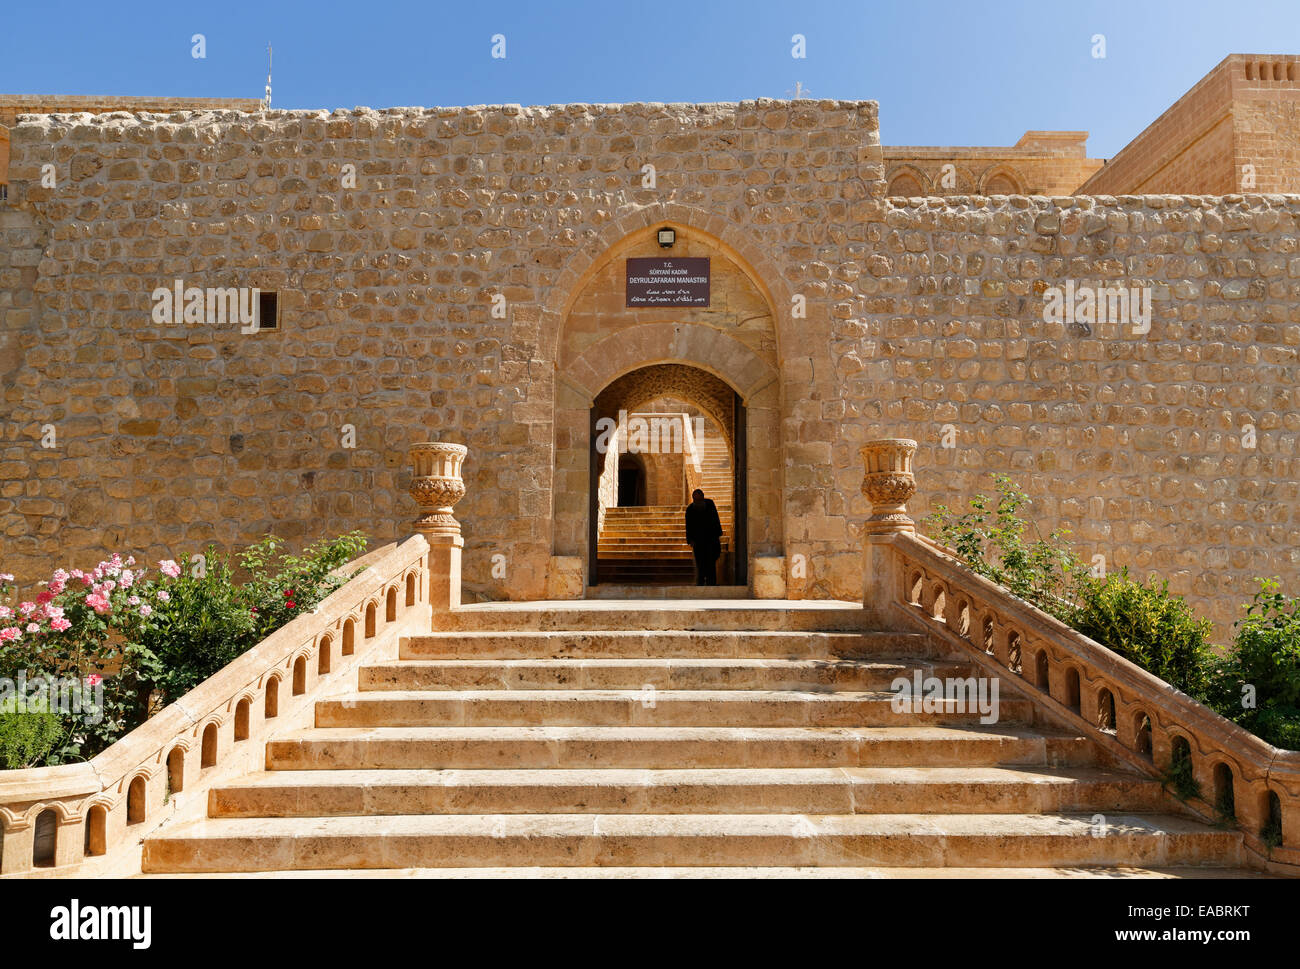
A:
548,217,785,595
589,364,747,586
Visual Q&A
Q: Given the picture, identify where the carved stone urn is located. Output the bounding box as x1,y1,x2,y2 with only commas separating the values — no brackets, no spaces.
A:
408,442,467,539
860,438,917,534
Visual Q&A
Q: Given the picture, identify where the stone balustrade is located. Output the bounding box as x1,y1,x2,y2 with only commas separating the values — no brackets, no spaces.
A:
0,442,468,877
859,438,1300,874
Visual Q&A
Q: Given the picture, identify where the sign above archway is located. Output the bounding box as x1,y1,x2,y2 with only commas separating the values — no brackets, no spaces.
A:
625,257,710,307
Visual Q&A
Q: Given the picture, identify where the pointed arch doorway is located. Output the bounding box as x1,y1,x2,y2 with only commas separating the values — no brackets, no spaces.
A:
588,363,747,587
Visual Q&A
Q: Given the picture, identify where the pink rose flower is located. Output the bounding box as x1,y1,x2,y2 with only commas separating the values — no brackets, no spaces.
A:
86,673,102,686
157,590,170,602
0,606,9,619
0,626,20,641
52,569,69,582
85,593,111,615
36,590,53,604
127,595,140,606
25,622,39,634
18,602,36,615
120,569,134,589
138,604,152,618
159,559,182,579
50,617,71,632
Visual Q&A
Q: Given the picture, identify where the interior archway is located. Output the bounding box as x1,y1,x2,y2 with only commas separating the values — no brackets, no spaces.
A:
591,366,744,586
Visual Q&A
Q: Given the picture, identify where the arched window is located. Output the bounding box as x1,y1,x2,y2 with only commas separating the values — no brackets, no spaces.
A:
1064,668,1081,713
386,587,398,623
318,635,332,676
127,776,147,825
84,805,107,857
365,602,377,639
343,618,356,656
201,723,218,769
1096,688,1116,732
406,572,417,607
265,675,280,719
235,698,250,741
293,655,307,696
32,809,57,867
888,172,924,197
1213,763,1235,820
167,746,185,793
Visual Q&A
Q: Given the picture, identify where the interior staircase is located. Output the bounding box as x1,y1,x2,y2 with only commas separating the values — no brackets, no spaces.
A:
139,601,1250,877
596,431,734,585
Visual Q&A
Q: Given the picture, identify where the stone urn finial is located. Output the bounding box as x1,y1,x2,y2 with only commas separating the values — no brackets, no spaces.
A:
409,442,467,538
860,438,917,534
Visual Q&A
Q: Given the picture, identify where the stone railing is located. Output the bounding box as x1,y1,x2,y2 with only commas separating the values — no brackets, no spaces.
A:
0,441,467,877
860,438,1300,874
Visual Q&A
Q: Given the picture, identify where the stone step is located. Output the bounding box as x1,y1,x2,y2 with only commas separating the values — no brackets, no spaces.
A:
401,630,938,659
136,865,1273,879
358,657,974,692
313,689,1033,729
265,724,1098,771
141,812,1242,873
427,602,869,632
585,585,751,600
208,766,1164,819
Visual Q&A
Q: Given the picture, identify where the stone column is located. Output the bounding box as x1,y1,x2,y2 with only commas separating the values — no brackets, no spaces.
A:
409,442,467,612
860,439,918,628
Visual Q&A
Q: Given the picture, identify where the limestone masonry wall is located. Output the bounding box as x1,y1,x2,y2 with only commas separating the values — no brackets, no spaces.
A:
0,100,1296,639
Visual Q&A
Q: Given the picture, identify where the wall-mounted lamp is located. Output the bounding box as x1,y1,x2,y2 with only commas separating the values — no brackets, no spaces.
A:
657,227,676,248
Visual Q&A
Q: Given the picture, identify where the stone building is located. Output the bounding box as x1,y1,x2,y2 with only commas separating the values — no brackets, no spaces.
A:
0,56,1297,640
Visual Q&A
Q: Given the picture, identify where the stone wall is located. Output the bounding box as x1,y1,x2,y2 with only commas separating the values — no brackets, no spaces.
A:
0,100,1297,639
835,193,1300,637
1080,54,1300,196
0,100,879,604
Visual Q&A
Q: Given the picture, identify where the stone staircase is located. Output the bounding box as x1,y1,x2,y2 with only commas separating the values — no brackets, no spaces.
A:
596,433,734,585
139,601,1248,876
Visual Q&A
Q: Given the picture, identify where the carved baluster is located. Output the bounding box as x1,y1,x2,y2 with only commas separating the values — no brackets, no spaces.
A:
409,442,467,612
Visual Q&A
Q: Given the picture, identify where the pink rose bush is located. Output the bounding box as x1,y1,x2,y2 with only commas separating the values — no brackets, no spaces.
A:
1,531,367,766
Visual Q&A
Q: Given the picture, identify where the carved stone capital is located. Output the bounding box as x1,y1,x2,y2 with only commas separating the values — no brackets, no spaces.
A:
860,438,917,534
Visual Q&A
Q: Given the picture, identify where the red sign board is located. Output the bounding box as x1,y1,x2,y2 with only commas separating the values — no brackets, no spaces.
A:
625,258,711,307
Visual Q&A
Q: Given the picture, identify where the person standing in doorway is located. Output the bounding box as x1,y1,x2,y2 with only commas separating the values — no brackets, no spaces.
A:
684,488,723,586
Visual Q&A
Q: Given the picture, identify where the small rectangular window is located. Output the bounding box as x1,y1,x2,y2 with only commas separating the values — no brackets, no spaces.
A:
0,185,8,202
257,291,279,330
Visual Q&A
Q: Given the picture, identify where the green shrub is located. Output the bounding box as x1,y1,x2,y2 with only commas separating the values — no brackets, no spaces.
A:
925,474,1087,621
926,475,1213,708
239,531,368,639
1071,569,1214,701
135,547,259,707
1205,580,1300,750
0,700,65,769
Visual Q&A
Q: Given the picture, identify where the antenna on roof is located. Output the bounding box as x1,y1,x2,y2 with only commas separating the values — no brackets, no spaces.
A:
262,44,272,110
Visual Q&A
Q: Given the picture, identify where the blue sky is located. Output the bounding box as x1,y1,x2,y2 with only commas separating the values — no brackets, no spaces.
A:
3,0,1300,157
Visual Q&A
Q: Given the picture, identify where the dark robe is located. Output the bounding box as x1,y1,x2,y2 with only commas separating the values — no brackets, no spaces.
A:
684,498,723,585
